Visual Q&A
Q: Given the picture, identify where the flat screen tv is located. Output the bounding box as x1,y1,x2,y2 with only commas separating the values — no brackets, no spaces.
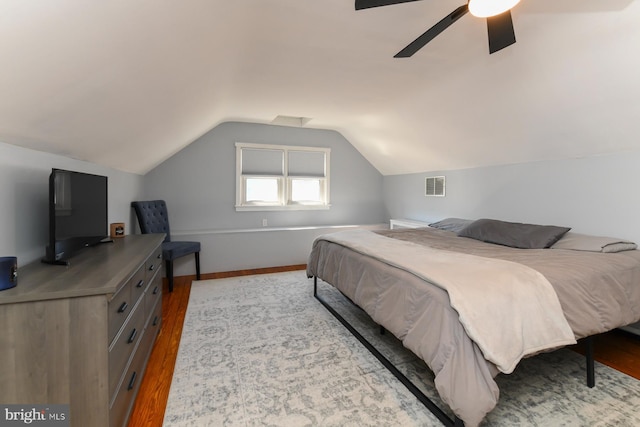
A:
43,168,109,265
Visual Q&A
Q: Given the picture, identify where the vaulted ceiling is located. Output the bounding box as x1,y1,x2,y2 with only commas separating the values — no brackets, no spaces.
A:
1,0,638,175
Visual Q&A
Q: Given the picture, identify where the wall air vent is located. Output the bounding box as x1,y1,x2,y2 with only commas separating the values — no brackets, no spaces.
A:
425,176,445,197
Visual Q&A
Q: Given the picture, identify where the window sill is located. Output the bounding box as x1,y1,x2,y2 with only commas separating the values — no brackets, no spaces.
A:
235,204,331,212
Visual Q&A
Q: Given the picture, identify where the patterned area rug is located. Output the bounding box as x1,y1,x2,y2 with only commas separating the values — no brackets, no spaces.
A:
163,271,640,426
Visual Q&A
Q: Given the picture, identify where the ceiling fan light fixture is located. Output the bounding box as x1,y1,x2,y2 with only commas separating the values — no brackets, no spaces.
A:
468,0,520,18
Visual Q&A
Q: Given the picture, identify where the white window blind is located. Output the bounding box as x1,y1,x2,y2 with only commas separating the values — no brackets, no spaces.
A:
241,148,283,175
288,150,325,177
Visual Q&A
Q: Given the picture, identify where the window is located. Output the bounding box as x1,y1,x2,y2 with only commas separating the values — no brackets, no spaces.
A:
236,142,330,211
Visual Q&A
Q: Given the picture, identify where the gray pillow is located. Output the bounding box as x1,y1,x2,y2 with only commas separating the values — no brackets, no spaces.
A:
458,219,571,249
428,218,474,233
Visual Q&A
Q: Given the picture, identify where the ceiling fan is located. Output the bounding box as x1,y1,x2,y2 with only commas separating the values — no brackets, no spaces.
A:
355,0,519,56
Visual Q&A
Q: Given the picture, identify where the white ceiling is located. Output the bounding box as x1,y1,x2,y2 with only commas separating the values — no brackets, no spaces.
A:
1,0,638,175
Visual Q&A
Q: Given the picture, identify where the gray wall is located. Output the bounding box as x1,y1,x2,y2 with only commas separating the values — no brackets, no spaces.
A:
141,121,386,275
0,141,144,266
5,125,640,281
384,150,640,244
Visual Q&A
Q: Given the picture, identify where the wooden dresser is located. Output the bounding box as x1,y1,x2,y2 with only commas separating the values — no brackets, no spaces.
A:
0,234,165,427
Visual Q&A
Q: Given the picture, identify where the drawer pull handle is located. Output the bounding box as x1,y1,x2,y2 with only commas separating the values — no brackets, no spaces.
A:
153,286,159,295
127,372,137,391
149,264,155,271
157,253,161,259
136,279,144,288
153,315,159,326
127,328,138,344
117,302,128,313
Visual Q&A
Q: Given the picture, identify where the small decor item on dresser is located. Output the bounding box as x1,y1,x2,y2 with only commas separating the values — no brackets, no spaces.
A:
110,222,125,239
0,256,17,291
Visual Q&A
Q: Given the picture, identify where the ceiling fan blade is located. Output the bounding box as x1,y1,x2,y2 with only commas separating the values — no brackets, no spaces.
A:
355,0,422,10
486,10,516,54
394,5,468,58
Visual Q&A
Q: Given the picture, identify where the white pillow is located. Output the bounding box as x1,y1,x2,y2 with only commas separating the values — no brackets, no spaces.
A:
551,232,637,253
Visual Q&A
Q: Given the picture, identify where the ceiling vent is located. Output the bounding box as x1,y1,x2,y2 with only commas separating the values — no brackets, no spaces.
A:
271,115,312,127
425,176,445,197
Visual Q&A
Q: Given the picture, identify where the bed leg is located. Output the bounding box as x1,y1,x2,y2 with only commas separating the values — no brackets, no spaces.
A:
585,336,595,388
313,276,318,297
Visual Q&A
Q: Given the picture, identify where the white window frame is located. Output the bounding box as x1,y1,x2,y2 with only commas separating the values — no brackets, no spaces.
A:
235,142,330,211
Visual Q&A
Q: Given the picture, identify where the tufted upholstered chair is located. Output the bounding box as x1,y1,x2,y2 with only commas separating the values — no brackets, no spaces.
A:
131,200,201,292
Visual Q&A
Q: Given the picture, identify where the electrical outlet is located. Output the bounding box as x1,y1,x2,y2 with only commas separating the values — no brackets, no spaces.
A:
262,219,268,227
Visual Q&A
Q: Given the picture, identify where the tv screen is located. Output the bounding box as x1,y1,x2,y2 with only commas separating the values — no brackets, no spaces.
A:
43,169,109,265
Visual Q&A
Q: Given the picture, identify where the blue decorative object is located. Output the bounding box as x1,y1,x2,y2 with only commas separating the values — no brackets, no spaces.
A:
0,256,17,291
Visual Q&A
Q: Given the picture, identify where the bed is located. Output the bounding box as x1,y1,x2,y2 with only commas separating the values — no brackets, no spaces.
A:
306,218,640,426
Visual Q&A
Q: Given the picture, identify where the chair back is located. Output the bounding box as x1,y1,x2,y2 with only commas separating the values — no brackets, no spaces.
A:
131,200,172,242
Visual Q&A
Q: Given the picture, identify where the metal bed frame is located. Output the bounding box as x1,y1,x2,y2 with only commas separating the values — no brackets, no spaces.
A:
313,276,595,427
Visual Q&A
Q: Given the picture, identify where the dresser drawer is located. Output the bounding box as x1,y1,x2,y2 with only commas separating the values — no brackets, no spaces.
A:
108,300,146,398
145,247,163,282
109,331,148,427
144,297,162,359
145,273,162,320
129,269,147,305
108,282,133,345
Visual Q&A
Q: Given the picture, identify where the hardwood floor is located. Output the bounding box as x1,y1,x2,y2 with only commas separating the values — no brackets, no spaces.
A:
127,265,640,427
573,328,640,380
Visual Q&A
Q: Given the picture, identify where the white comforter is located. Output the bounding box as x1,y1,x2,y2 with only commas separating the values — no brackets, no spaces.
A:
319,229,577,374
